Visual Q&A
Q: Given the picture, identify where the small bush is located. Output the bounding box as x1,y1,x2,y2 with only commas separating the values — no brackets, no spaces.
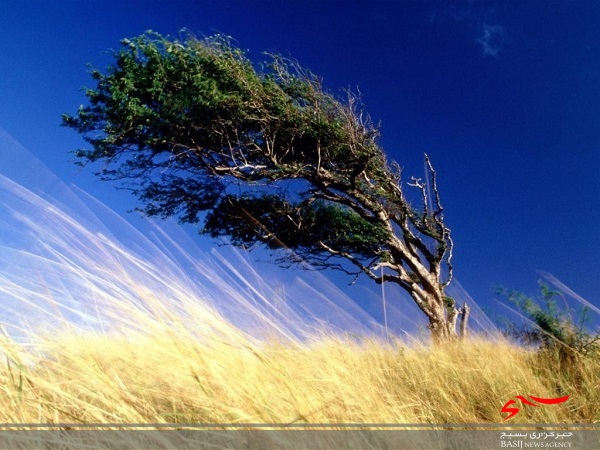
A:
496,281,600,366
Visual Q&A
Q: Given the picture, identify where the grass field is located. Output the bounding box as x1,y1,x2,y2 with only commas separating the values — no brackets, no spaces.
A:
1,307,597,426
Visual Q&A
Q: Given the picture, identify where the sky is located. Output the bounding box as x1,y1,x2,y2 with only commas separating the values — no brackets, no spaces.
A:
1,0,599,332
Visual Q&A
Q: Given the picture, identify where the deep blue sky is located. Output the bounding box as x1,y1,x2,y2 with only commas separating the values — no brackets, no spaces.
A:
1,0,599,322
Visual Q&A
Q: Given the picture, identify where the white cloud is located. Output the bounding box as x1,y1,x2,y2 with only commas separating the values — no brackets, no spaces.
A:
476,23,505,57
429,2,507,57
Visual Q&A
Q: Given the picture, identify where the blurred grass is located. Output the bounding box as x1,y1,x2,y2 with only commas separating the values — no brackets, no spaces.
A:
1,322,597,425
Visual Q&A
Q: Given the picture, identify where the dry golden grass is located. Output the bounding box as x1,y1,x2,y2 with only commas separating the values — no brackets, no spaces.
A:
1,321,597,426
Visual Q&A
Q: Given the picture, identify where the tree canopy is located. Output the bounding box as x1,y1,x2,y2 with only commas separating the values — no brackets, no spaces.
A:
63,31,469,342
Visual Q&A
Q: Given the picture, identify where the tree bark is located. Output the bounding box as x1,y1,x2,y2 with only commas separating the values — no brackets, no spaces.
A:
421,290,470,345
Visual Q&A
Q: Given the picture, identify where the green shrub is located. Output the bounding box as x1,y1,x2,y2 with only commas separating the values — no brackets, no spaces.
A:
496,281,600,366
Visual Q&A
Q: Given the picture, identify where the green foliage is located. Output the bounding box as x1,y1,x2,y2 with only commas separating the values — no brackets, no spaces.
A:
204,195,390,258
496,281,600,361
63,31,379,179
443,296,455,310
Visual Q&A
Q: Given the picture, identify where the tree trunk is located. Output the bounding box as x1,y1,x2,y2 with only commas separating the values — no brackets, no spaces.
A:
422,290,470,345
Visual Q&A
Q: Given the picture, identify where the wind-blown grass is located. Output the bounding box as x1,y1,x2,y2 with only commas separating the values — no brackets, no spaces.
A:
0,131,598,431
0,327,598,425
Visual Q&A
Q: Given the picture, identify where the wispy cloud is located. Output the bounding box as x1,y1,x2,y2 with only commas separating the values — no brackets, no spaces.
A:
476,23,505,57
429,2,507,57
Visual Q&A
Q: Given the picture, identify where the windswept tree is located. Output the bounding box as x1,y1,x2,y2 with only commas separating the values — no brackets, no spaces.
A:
63,31,469,343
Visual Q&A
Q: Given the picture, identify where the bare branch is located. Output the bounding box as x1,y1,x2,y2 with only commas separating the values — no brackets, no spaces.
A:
408,176,429,217
424,153,443,219
316,241,380,282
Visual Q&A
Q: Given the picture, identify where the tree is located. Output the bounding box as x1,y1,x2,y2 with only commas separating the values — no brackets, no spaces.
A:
63,31,469,343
